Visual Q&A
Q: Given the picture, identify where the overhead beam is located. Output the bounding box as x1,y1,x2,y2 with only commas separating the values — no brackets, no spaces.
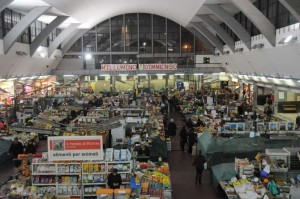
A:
30,16,69,56
186,27,215,52
48,23,81,57
205,4,251,50
0,0,14,13
279,0,300,23
61,29,89,55
190,22,224,53
4,6,51,54
198,15,235,52
231,0,276,46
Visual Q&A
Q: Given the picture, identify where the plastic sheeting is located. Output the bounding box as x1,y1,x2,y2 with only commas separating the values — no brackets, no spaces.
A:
198,131,300,168
211,163,237,189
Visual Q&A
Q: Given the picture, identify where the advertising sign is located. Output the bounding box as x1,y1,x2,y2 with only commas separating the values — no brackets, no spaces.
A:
101,64,137,71
139,63,177,70
48,136,103,161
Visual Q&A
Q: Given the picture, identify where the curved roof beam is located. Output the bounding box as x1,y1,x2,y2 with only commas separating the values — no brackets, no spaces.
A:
4,6,51,54
48,23,81,57
0,0,13,13
205,4,251,50
190,22,224,53
61,29,89,55
30,16,69,56
231,0,276,46
198,15,235,52
279,0,300,23
186,27,215,53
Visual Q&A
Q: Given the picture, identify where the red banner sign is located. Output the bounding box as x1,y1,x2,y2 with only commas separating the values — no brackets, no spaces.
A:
139,63,177,70
101,64,137,71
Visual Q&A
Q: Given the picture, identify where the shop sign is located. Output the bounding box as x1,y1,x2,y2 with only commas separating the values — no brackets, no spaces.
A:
48,136,104,161
101,64,137,71
139,63,177,70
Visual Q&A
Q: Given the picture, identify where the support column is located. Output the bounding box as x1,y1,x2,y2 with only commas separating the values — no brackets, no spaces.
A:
148,75,151,89
273,88,279,114
252,82,258,107
165,75,169,95
110,76,114,95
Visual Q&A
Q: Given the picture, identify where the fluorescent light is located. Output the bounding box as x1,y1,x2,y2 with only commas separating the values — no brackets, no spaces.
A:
40,53,46,58
137,74,147,76
99,74,110,77
7,78,17,81
284,35,293,43
37,46,43,52
175,73,185,76
20,77,29,80
194,73,204,75
119,74,128,76
64,75,74,77
212,73,220,75
298,80,300,83
156,74,166,76
85,53,92,60
38,75,49,79
30,76,38,79
52,81,61,85
0,79,6,81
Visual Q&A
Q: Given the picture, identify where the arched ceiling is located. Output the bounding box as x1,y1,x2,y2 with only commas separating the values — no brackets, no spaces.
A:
7,0,256,29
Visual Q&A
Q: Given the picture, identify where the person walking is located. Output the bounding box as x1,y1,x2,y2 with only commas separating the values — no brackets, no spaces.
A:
167,118,177,136
192,151,206,184
179,126,188,152
187,128,197,154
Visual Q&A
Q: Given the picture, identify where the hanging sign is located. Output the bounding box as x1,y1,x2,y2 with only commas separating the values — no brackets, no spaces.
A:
48,136,104,161
101,64,137,71
139,63,177,70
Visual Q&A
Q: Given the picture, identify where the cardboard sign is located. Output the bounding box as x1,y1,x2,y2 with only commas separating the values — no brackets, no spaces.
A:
48,136,104,161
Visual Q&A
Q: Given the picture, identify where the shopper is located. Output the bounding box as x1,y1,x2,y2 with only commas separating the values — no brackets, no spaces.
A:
167,118,177,136
107,168,122,189
25,140,36,154
179,126,188,152
192,151,206,185
187,128,197,154
8,138,24,158
138,142,150,156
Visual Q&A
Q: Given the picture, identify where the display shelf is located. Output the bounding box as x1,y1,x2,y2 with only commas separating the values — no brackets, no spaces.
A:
32,173,58,175
83,183,106,185
82,172,106,175
57,173,81,175
32,183,56,186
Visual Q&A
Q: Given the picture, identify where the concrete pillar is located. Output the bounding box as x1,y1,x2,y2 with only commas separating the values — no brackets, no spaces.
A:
273,88,279,114
252,83,258,107
110,76,113,94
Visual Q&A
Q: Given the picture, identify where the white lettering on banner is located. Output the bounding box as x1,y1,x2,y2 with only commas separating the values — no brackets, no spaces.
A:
101,64,137,71
139,63,177,70
48,136,104,161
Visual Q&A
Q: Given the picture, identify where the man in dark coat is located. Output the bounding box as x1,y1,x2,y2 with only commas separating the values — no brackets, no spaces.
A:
192,151,206,184
179,126,188,152
167,118,177,136
9,138,24,158
107,169,122,189
187,128,197,154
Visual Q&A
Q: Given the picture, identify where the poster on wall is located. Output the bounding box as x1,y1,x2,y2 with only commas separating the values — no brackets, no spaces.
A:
278,91,285,100
48,136,104,161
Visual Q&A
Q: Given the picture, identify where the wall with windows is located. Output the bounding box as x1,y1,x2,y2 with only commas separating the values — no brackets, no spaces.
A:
66,13,211,66
218,0,297,42
0,8,62,48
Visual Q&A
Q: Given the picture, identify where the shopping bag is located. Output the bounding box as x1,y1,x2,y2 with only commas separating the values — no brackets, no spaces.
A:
192,145,197,155
203,162,207,169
